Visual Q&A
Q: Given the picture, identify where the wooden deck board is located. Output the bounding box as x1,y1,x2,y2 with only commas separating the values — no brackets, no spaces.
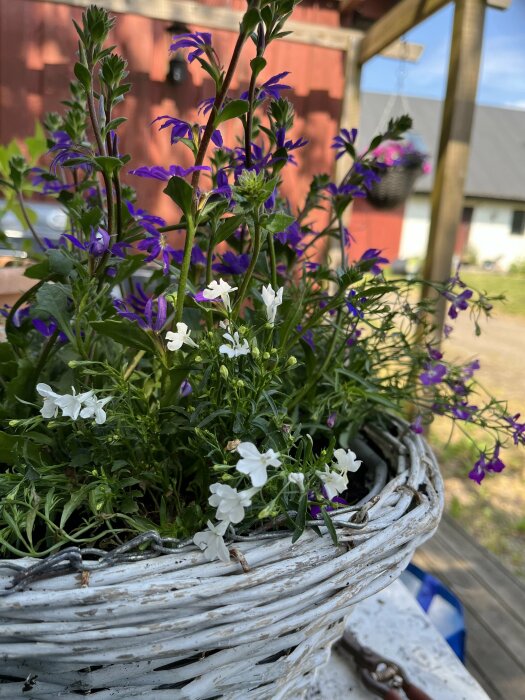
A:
414,515,525,700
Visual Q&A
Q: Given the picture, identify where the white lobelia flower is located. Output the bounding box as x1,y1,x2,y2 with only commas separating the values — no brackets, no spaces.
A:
193,520,231,563
80,395,112,425
219,331,250,358
316,465,348,500
236,442,282,487
36,383,62,419
202,279,238,311
165,322,198,352
261,285,284,325
208,483,258,524
288,472,305,490
55,387,94,421
332,448,362,475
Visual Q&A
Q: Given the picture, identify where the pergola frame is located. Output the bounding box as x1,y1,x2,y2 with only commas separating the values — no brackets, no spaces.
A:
33,0,511,337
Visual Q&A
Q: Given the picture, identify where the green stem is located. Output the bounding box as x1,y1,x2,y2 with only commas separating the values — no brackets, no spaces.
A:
34,329,59,382
233,218,262,320
267,230,278,290
16,191,45,250
175,219,196,325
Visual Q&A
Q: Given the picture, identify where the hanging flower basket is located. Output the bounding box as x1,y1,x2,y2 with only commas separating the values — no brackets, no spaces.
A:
0,421,443,699
367,143,430,210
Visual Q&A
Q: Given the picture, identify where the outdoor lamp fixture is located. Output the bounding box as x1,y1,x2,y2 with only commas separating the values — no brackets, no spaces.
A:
165,21,190,86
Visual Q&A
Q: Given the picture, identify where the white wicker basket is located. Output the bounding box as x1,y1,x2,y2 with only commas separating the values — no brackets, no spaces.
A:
0,422,443,699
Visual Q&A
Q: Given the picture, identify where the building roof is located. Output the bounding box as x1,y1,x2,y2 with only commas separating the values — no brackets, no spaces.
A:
358,93,525,203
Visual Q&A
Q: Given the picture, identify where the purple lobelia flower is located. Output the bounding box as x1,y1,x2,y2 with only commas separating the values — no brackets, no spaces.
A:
137,230,177,276
179,379,193,398
326,412,337,429
240,72,292,102
198,96,215,116
444,288,473,319
346,327,362,346
170,32,212,63
506,412,525,445
275,221,303,254
32,319,68,343
171,245,207,267
419,362,447,385
308,488,348,519
346,290,364,319
63,227,110,257
331,128,358,160
0,304,30,327
273,128,308,165
325,181,367,199
296,325,315,350
129,164,210,181
451,400,478,421
114,295,167,332
30,168,72,194
212,251,250,275
49,131,92,174
427,346,443,361
469,444,505,484
410,415,424,434
152,115,192,143
462,359,480,379
359,248,389,275
126,201,166,236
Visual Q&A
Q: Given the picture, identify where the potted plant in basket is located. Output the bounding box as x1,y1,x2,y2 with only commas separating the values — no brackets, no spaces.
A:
0,4,521,698
366,138,431,209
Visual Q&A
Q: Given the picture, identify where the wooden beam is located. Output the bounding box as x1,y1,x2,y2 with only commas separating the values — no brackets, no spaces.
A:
421,0,486,338
335,38,363,185
381,41,423,62
359,0,450,64
30,0,362,51
486,0,511,8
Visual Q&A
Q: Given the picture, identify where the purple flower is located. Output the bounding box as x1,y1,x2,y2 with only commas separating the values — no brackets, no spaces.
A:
32,319,68,343
126,201,166,236
170,31,212,63
326,412,337,429
137,231,177,276
506,412,525,445
325,181,366,199
0,304,30,327
410,415,424,434
296,325,315,350
179,379,192,398
275,221,303,254
346,328,361,346
331,128,358,160
309,488,348,519
346,290,364,319
198,96,215,116
63,227,110,257
444,324,453,338
273,128,308,165
462,359,480,379
241,72,292,102
30,168,72,195
49,131,92,173
419,362,447,386
444,288,473,319
171,245,207,267
212,251,250,275
427,346,443,361
211,168,232,199
153,115,192,143
469,453,487,484
129,164,210,181
451,400,478,420
114,295,167,332
469,445,505,484
359,248,389,275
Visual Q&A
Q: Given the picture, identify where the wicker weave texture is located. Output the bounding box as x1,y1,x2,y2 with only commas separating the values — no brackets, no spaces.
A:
0,426,444,699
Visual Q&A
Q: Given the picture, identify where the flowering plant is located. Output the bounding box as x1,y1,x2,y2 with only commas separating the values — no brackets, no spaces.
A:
0,3,521,562
371,139,431,173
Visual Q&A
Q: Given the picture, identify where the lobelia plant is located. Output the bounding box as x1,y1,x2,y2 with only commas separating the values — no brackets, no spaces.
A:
0,2,522,563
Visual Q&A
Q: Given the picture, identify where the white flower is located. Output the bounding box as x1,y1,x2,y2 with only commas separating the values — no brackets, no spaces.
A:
165,322,198,351
333,448,362,474
80,395,112,425
288,472,305,490
36,383,61,419
202,279,238,311
208,483,257,524
316,465,348,500
236,442,281,487
55,387,94,420
193,520,231,563
219,332,250,358
261,285,284,325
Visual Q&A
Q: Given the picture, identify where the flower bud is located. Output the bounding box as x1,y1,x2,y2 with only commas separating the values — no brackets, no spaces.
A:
286,356,297,367
194,355,203,363
252,346,260,359
220,365,229,380
236,379,244,388
263,352,271,360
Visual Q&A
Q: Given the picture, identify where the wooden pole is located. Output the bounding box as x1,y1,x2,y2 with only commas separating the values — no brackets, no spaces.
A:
335,37,363,186
421,0,486,339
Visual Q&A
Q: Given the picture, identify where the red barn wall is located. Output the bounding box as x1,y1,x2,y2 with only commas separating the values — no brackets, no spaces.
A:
0,0,403,260
349,200,404,264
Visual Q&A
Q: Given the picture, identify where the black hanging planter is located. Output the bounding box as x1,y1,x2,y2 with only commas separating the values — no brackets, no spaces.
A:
367,150,427,211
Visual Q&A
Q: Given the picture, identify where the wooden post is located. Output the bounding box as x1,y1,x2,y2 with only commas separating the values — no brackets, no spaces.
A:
421,0,486,338
335,37,363,186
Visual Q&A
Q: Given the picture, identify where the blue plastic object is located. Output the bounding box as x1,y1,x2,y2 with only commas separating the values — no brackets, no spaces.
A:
400,562,466,662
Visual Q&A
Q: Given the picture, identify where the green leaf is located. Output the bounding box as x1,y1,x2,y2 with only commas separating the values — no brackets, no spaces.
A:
91,319,154,352
241,7,261,34
263,212,295,234
47,249,74,276
250,56,267,79
0,431,20,464
214,214,243,245
24,259,51,280
26,123,47,163
164,176,193,219
215,99,250,126
93,155,123,174
103,117,127,134
320,507,339,546
34,282,72,340
292,492,307,543
73,62,92,90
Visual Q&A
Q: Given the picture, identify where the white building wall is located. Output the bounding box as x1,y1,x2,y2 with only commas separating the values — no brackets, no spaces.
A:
399,196,525,271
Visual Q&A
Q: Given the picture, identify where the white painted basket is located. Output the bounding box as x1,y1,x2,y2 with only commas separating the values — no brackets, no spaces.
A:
0,422,444,699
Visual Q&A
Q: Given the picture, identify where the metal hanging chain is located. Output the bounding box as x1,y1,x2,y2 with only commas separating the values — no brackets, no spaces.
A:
373,35,413,135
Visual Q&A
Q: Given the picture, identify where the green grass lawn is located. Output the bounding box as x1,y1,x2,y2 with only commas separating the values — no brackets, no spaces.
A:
462,270,525,318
